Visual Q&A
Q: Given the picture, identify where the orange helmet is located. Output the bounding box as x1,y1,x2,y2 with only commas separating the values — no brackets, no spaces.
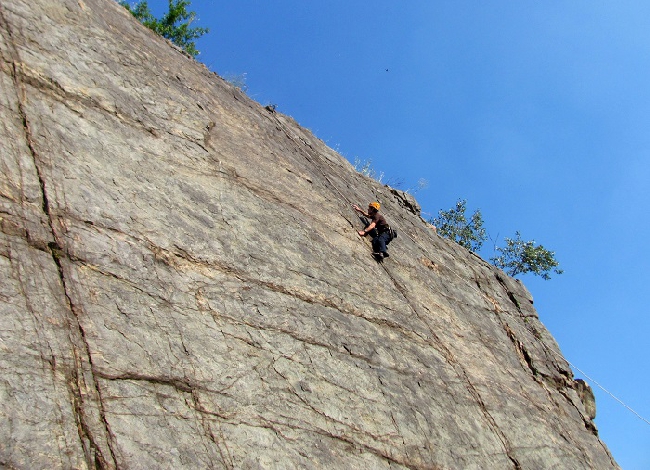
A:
368,202,380,211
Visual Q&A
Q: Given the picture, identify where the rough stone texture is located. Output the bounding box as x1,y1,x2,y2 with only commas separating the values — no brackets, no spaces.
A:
575,379,597,421
0,0,620,469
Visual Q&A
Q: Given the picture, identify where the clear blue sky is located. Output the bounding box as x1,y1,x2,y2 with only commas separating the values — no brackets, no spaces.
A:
146,1,650,467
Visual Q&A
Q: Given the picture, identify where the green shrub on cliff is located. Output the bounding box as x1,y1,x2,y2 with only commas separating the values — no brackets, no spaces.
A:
432,200,562,280
119,0,208,57
431,199,487,252
490,231,564,280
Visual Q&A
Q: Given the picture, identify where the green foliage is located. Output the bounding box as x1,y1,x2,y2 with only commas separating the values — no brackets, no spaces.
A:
120,0,208,57
431,199,486,252
432,199,562,280
490,231,563,280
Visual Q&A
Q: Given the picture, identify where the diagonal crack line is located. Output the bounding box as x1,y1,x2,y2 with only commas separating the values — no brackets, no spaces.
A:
13,61,162,138
379,263,521,470
488,272,570,380
214,309,447,384
95,371,243,409
271,364,398,445
259,415,420,470
143,241,440,349
0,7,119,468
73,258,194,315
187,392,233,470
95,371,196,394
11,59,211,156
194,396,419,470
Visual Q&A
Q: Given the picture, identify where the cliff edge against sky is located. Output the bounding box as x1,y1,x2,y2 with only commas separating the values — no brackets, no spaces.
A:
0,0,619,468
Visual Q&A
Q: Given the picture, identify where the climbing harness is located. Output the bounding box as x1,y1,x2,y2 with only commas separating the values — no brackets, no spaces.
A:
265,108,650,428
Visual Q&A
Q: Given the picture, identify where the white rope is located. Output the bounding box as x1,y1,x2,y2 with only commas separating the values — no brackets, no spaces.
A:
565,359,650,426
268,109,650,428
385,202,650,428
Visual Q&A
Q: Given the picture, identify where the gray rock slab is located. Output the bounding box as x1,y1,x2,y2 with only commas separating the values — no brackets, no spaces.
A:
0,0,619,468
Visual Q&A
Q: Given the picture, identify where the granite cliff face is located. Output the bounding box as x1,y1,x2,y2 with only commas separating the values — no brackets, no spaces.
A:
0,1,619,468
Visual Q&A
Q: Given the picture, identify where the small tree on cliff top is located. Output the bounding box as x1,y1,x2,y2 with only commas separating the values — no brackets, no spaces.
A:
490,231,563,280
433,200,563,280
120,0,208,57
431,199,487,252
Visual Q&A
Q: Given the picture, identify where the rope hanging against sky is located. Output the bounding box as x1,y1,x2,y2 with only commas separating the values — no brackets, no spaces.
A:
565,359,650,427
270,108,650,428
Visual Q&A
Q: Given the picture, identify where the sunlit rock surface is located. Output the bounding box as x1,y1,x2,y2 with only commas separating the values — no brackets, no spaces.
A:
0,0,619,468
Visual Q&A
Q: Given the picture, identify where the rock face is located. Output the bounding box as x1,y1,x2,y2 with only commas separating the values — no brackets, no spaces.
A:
575,379,597,421
0,1,620,468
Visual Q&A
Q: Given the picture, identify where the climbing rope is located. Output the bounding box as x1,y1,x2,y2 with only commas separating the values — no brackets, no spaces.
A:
265,108,650,428
397,216,650,427
398,220,650,427
267,113,356,208
266,111,380,248
556,351,650,426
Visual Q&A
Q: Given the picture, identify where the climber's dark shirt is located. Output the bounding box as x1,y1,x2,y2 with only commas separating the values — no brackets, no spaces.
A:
372,212,389,233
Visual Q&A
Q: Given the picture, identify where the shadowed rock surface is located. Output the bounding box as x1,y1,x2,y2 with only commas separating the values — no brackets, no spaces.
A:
0,0,620,468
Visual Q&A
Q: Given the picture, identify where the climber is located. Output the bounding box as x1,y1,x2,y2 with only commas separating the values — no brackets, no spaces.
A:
352,201,394,260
